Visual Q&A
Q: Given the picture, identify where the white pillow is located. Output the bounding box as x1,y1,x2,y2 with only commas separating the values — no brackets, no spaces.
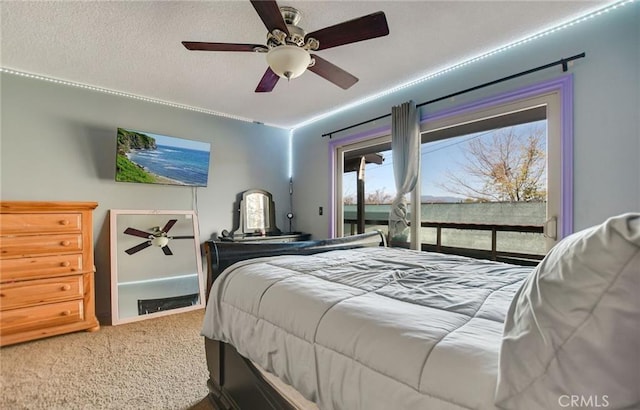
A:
495,213,640,410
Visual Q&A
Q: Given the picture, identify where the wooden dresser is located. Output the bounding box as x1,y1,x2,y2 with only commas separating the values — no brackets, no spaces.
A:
0,201,99,346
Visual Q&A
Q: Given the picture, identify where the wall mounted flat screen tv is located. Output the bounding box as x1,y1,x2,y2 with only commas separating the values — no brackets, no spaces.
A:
116,128,211,187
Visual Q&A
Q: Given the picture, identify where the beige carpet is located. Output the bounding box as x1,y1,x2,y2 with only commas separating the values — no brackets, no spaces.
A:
0,309,214,410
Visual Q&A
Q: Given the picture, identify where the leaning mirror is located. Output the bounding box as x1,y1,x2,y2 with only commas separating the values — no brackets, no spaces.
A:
109,209,205,325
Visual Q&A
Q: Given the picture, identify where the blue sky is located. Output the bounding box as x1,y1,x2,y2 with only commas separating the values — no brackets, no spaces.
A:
130,129,210,152
343,120,546,200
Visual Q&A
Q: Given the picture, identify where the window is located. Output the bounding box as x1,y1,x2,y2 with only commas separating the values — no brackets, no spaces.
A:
334,135,391,237
420,111,548,263
331,76,572,262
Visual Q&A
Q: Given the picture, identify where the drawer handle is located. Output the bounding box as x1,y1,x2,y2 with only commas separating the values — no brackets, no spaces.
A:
60,240,71,247
59,219,70,225
60,310,71,316
60,261,71,267
61,284,72,291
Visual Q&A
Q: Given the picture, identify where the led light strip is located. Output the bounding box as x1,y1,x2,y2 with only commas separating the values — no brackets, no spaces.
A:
288,129,294,178
0,66,262,125
291,0,636,130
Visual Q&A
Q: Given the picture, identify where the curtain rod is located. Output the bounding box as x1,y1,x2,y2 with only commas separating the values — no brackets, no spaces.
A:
322,52,586,138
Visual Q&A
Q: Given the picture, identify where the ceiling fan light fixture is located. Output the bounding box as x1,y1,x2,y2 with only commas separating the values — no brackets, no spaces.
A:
266,45,311,80
151,235,169,248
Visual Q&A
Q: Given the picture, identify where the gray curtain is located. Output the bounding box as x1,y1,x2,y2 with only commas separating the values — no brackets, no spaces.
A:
388,100,420,242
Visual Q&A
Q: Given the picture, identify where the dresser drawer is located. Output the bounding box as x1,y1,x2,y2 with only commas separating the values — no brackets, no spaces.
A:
0,234,82,258
0,276,83,310
0,300,84,336
0,254,84,282
0,213,82,235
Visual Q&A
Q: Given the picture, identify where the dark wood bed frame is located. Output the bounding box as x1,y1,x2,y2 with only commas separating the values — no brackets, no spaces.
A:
201,231,387,409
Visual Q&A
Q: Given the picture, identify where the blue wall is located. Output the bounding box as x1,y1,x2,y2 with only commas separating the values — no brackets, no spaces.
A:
0,74,290,319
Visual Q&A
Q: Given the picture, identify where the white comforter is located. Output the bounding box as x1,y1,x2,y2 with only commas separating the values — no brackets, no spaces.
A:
202,247,533,410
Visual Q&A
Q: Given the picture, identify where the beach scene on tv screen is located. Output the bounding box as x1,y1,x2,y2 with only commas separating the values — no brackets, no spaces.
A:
116,128,211,187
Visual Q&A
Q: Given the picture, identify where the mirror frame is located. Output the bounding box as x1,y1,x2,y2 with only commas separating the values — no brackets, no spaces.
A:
109,209,205,325
239,189,280,235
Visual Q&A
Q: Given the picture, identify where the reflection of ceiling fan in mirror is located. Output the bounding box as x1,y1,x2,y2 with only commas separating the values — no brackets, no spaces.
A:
123,219,194,256
182,0,389,92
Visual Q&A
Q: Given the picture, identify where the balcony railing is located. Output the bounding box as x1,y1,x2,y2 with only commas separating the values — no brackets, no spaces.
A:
344,218,545,266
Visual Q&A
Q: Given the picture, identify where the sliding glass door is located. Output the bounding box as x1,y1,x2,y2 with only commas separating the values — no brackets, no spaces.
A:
332,77,571,262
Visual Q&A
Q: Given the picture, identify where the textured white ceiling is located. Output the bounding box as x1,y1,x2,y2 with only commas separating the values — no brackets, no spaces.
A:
1,1,611,128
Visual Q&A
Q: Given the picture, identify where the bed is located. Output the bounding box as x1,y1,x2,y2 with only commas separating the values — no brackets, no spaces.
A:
201,214,640,410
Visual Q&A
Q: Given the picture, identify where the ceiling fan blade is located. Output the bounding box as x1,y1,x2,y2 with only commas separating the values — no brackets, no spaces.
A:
125,241,152,255
250,0,289,36
124,227,151,239
162,246,173,256
162,219,177,233
255,67,280,93
308,55,358,90
306,11,389,51
182,42,267,52
169,236,195,240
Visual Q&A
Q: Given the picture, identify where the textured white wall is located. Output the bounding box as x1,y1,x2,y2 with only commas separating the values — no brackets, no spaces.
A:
292,4,639,239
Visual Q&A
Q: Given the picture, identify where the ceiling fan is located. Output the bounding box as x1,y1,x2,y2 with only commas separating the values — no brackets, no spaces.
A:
182,0,389,92
123,219,194,256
